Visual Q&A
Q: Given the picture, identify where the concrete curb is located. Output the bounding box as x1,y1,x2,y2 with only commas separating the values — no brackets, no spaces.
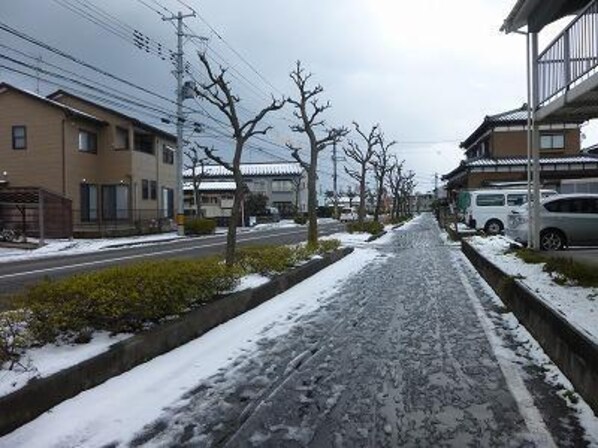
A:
366,230,387,242
461,240,598,413
0,247,354,436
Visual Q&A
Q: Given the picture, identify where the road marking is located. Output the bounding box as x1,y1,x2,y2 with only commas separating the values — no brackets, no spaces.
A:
454,255,557,448
0,227,340,281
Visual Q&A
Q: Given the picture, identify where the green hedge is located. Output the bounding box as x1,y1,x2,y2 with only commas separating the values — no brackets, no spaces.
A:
22,258,241,343
1,239,344,361
294,215,307,225
185,218,217,235
346,221,384,235
236,239,341,275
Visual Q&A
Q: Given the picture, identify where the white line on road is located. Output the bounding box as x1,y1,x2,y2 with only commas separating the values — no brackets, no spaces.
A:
454,253,557,448
0,228,337,281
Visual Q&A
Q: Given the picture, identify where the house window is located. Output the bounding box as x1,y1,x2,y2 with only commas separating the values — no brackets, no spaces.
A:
12,126,26,150
115,126,129,150
78,130,98,153
162,145,174,164
142,179,149,200
150,180,157,200
272,179,293,192
540,133,565,150
80,183,98,222
134,132,154,154
102,185,129,220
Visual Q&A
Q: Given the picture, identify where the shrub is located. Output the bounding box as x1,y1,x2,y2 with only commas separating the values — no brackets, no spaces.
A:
346,221,384,235
23,257,241,343
294,215,307,225
185,218,216,236
236,245,298,275
0,310,33,369
318,239,341,254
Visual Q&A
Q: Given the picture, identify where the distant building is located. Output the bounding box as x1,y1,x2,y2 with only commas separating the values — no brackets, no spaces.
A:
442,105,598,193
184,162,307,218
0,83,177,237
183,181,236,223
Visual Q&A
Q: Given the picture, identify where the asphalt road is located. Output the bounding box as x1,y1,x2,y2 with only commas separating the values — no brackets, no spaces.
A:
0,222,345,295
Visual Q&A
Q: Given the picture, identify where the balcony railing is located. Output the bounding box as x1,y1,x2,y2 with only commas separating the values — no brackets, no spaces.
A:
538,0,598,105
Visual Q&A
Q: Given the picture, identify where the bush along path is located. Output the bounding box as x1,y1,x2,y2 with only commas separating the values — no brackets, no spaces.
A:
0,240,341,389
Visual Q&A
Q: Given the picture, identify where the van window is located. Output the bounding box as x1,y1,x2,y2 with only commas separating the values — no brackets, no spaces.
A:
476,194,505,206
507,194,527,206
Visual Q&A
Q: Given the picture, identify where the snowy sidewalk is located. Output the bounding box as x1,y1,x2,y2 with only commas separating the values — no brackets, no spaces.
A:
1,214,596,447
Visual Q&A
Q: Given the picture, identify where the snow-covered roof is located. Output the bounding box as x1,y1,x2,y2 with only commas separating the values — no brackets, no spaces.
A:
466,155,598,167
184,162,303,178
183,181,236,191
443,155,598,181
0,83,105,124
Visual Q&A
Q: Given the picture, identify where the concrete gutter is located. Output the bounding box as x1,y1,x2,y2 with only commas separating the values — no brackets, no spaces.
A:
0,247,353,436
462,240,598,414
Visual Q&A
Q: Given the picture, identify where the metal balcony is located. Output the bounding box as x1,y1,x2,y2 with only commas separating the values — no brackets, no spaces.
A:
537,0,598,121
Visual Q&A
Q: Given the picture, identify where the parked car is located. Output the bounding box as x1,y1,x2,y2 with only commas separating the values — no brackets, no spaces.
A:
339,207,358,222
459,188,557,234
506,194,598,250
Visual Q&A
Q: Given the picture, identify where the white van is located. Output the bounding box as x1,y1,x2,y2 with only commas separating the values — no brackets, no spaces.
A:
339,207,358,222
459,189,557,234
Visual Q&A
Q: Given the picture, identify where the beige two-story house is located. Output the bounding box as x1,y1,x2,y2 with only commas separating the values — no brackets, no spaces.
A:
0,83,177,236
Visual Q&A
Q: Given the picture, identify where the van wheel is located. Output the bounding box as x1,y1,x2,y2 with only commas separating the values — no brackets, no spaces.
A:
540,229,565,251
484,219,503,235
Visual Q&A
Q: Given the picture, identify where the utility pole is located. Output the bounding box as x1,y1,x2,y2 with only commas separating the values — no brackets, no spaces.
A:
332,141,338,218
35,54,42,94
434,172,438,197
163,11,196,236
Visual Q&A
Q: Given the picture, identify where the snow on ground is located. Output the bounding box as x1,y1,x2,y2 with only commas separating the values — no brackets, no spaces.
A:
247,219,300,232
0,246,385,448
322,231,370,247
231,274,271,292
457,222,476,234
468,235,598,344
0,332,131,398
0,232,182,264
454,251,598,446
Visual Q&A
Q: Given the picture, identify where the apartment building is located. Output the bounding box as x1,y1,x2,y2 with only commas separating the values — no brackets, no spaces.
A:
0,83,177,236
184,162,307,218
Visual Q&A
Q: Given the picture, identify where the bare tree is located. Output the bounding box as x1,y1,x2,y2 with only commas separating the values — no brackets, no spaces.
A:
370,133,396,222
196,52,285,265
291,176,303,215
287,61,348,246
184,145,207,217
387,157,404,220
343,122,380,223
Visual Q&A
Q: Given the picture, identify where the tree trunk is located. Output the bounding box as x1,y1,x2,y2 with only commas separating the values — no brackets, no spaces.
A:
307,158,318,247
358,165,366,224
374,178,383,222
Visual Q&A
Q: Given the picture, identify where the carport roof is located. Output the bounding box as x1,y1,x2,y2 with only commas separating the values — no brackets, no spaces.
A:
501,0,591,33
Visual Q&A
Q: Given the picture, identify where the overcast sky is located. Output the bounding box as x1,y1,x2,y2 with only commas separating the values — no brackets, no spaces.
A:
1,0,592,193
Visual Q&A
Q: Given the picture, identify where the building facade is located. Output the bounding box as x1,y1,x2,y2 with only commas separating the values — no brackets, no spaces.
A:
442,105,598,193
0,83,177,236
184,162,307,218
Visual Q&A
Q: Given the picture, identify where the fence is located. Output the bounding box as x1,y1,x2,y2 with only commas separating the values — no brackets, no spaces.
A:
73,208,175,238
0,188,72,241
